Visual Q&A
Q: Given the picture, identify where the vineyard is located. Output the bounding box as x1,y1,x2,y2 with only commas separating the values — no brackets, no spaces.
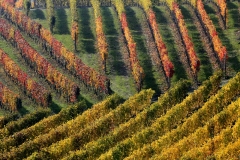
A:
0,0,240,159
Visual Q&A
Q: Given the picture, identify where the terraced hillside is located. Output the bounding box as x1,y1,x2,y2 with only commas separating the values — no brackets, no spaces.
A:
0,0,239,159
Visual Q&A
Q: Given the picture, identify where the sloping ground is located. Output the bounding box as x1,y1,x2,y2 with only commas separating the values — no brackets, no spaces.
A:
205,1,240,77
0,2,236,113
153,5,188,83
0,22,77,115
0,70,240,159
28,7,139,100
180,5,213,82
0,1,239,159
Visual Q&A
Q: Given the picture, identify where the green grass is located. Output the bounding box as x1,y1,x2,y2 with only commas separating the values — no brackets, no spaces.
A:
77,7,101,72
29,8,73,51
126,7,164,94
30,7,139,99
153,6,188,84
29,8,106,104
21,2,240,107
0,36,73,114
0,37,39,115
101,7,137,98
180,5,213,82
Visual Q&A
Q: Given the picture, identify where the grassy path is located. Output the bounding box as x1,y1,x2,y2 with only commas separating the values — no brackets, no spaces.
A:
101,7,137,99
0,36,47,115
180,5,213,82
205,2,240,77
153,6,188,84
126,7,164,94
19,30,97,107
30,7,137,99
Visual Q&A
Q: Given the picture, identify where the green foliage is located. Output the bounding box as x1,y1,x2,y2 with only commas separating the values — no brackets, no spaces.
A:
1,94,123,159
98,71,222,160
0,101,88,152
24,0,31,16
0,113,19,129
27,89,154,159
61,80,191,160
0,108,51,139
46,0,55,33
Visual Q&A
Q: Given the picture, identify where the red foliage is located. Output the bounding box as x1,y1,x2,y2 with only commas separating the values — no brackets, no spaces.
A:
148,9,174,78
120,13,144,91
173,2,200,74
0,81,20,112
197,0,227,62
0,48,50,107
0,18,79,103
0,2,110,94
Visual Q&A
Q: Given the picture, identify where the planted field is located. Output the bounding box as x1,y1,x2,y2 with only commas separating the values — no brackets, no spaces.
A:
0,0,239,159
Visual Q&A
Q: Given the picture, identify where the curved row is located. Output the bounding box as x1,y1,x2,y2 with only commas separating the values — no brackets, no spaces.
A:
0,101,88,151
126,70,240,159
181,112,240,159
150,97,240,159
1,90,152,159
27,89,154,159
97,72,222,160
0,108,51,139
59,80,191,160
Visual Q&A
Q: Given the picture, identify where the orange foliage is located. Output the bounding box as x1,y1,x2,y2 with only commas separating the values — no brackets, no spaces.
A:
15,0,23,9
0,48,50,107
173,2,200,74
197,0,227,62
121,13,144,90
148,9,174,78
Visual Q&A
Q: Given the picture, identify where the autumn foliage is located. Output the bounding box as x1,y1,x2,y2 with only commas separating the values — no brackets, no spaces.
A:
216,0,227,20
15,0,23,8
71,21,79,41
197,0,227,65
147,9,174,78
111,0,144,91
90,0,108,72
0,1,110,94
0,18,79,103
120,13,145,91
138,0,174,83
0,81,21,112
0,49,51,107
172,2,200,75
